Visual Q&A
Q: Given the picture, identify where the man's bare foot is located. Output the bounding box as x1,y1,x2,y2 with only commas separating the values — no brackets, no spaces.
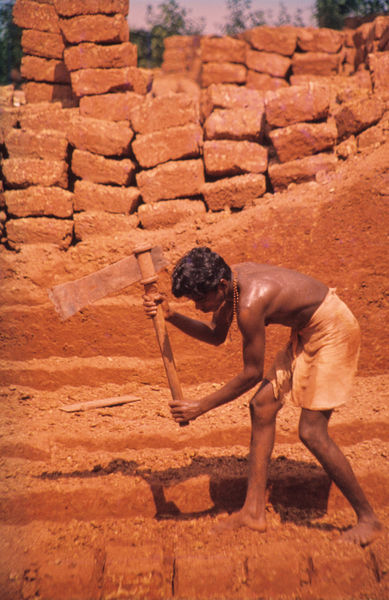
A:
340,518,383,546
213,510,267,533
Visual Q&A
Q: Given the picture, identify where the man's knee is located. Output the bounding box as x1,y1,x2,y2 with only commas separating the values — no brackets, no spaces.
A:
299,409,331,449
250,380,281,425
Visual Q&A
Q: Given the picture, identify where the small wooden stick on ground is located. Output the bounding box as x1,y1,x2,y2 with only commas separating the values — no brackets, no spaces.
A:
59,395,140,412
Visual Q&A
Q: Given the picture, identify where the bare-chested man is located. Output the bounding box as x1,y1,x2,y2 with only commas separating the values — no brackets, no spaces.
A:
143,246,382,546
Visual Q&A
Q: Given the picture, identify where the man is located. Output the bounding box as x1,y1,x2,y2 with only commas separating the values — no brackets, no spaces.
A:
143,246,382,546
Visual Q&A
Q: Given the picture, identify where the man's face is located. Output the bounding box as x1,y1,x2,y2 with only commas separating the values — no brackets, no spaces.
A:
188,284,226,313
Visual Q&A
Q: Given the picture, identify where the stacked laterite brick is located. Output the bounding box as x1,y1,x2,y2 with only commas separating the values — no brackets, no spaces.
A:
56,0,145,241
15,0,74,106
3,0,151,247
1,7,389,247
164,21,389,86
132,94,206,228
200,84,268,210
3,0,73,248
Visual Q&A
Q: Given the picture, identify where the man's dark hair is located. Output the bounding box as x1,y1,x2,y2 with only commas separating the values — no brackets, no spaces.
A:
172,247,231,298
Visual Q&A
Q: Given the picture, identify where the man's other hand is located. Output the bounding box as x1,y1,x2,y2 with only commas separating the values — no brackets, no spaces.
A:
142,293,172,320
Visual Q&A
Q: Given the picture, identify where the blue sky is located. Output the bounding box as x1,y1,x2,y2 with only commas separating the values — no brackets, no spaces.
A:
128,0,316,33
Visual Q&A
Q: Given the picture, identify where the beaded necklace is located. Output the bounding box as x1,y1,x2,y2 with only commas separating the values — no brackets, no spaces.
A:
232,269,240,327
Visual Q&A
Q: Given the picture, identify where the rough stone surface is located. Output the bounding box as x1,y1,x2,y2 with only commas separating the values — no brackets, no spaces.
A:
200,36,247,64
67,116,134,156
203,140,268,176
79,92,143,121
6,217,73,248
372,15,389,39
368,52,389,91
72,150,135,186
246,70,289,91
132,124,203,169
3,158,68,189
13,0,60,33
269,119,338,162
297,27,344,53
334,96,385,138
136,159,205,203
138,199,206,229
201,62,247,87
53,0,129,16
64,42,137,71
19,106,78,133
202,173,266,210
265,84,331,128
336,135,357,159
246,49,291,78
204,108,265,141
5,128,68,161
268,153,338,190
59,14,129,44
201,84,265,120
70,66,151,96
292,52,341,76
74,211,139,239
152,74,201,98
24,82,76,107
4,187,73,218
243,25,297,56
21,29,65,60
21,55,70,84
0,107,19,143
74,180,140,213
357,116,389,149
130,94,199,134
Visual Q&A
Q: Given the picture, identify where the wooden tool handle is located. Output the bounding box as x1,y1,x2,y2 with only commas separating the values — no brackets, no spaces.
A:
134,245,189,427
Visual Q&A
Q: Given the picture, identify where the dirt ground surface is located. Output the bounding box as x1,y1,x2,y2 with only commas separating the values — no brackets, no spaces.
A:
0,141,388,599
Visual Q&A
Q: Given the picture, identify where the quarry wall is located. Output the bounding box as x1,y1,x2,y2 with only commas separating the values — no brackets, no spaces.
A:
0,0,388,249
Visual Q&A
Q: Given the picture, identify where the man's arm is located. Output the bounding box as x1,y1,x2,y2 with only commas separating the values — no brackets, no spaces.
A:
143,293,231,345
169,306,266,422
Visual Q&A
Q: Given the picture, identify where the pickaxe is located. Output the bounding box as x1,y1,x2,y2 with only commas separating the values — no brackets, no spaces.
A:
48,244,188,426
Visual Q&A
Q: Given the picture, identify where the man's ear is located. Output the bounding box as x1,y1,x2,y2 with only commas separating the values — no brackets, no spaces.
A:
219,278,229,294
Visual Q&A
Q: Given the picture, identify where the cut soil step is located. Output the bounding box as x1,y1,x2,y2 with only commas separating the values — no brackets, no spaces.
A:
1,463,388,526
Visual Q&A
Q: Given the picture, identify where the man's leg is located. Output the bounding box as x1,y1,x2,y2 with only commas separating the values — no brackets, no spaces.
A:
299,408,382,545
216,379,282,531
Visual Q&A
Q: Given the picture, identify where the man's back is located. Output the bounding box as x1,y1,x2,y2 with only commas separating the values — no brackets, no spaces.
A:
235,262,328,330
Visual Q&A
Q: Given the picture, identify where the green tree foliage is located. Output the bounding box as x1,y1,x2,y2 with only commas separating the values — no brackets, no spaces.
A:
220,0,266,35
315,0,389,29
132,0,205,68
0,0,22,85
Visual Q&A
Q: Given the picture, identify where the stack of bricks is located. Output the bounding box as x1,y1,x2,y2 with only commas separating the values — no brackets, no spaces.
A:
14,0,74,106
360,16,389,94
200,36,247,87
200,83,268,210
243,26,295,91
132,94,206,229
290,27,345,78
56,0,145,241
162,26,351,89
163,22,388,88
265,83,338,191
3,99,74,249
2,8,389,247
266,77,386,191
